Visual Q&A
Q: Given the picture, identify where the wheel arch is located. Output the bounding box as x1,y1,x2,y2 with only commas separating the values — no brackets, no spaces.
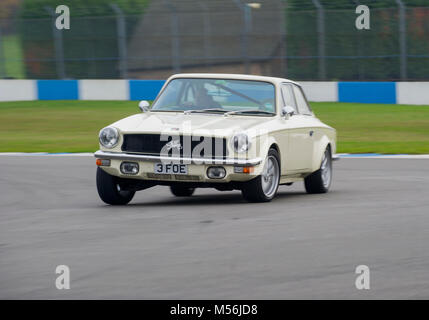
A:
253,135,283,175
269,142,281,169
312,135,333,172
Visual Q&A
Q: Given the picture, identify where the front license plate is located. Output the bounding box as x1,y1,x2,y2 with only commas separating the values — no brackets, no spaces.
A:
154,163,188,175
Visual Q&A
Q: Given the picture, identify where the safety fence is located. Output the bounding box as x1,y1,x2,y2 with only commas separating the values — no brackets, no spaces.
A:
1,1,429,81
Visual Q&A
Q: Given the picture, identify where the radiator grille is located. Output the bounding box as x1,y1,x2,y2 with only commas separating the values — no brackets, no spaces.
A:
122,134,228,159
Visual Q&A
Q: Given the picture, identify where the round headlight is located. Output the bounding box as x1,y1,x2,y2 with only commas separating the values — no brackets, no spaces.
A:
231,133,251,153
99,127,119,148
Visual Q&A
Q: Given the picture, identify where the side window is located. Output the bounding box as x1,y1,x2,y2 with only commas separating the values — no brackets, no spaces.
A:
292,85,312,115
281,84,297,113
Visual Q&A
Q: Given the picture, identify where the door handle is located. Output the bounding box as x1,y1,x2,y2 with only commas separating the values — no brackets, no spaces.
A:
309,130,314,137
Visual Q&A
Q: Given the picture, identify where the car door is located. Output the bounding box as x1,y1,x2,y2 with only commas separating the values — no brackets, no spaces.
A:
281,83,315,172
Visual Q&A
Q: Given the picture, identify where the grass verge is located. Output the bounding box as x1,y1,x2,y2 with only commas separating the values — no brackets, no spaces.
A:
0,100,428,154
311,102,429,154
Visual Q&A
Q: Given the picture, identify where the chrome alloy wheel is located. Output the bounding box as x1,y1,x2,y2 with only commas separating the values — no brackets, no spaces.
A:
320,149,332,188
261,155,280,198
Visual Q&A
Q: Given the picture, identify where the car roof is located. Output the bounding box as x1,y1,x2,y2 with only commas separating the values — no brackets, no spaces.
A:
167,73,301,86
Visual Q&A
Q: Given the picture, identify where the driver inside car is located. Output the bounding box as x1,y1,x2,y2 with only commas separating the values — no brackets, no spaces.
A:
194,85,222,109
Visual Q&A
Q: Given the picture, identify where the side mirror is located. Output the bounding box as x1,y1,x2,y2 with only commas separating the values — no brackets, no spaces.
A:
281,105,295,119
139,100,150,113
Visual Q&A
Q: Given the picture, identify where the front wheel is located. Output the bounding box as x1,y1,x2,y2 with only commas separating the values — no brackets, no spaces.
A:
96,167,135,205
304,147,332,194
241,148,280,202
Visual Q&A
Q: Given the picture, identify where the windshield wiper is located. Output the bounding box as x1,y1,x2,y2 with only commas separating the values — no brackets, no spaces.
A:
184,108,227,115
224,109,276,116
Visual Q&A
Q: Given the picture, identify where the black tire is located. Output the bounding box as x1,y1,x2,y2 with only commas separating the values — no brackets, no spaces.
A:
170,185,195,197
96,167,135,205
241,148,280,203
304,147,332,194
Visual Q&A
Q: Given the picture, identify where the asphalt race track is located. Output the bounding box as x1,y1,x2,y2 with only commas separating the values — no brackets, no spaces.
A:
1,155,428,299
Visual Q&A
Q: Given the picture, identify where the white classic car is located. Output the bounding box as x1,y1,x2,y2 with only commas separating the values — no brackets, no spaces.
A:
95,73,336,205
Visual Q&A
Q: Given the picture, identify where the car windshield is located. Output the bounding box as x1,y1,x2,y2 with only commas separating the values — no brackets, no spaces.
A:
151,78,276,115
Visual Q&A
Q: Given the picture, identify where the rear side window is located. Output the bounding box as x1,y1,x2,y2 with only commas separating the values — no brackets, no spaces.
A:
280,84,297,113
292,85,312,115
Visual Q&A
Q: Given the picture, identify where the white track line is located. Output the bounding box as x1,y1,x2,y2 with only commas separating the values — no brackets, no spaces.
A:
0,152,93,157
0,153,428,159
336,153,429,159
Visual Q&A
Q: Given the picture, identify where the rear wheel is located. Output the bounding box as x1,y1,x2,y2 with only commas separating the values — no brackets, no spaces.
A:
304,147,332,194
241,148,280,202
170,185,195,197
96,167,135,205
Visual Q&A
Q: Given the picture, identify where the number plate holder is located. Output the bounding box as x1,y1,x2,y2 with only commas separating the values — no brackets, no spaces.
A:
154,163,188,175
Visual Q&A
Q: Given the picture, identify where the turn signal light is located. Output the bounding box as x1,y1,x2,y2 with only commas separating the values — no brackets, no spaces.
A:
96,159,111,166
234,166,254,174
243,166,254,174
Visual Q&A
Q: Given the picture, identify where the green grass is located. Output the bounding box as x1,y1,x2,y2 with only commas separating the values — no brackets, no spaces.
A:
0,100,137,153
311,102,429,154
0,100,428,154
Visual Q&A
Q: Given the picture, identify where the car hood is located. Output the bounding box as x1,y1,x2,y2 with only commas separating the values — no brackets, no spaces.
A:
111,112,275,137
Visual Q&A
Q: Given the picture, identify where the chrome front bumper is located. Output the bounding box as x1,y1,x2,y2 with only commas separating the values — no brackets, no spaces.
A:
94,150,263,166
